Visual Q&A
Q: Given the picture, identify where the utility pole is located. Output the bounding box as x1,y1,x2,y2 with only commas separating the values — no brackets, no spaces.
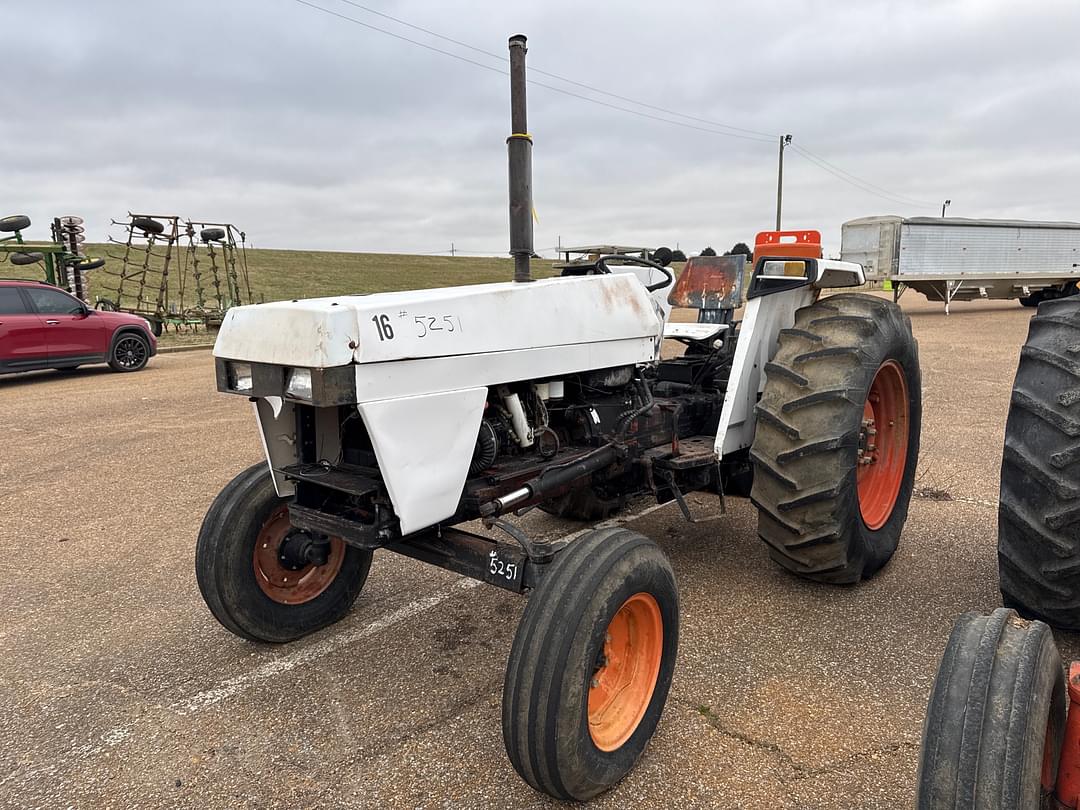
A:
941,199,951,218
776,134,792,230
450,241,455,256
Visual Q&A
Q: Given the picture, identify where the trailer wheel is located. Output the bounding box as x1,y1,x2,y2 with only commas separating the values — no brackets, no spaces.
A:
750,293,921,583
0,215,30,232
195,463,372,643
132,217,164,235
200,227,226,242
502,528,678,801
916,608,1065,809
9,251,44,266
998,297,1080,630
539,487,625,521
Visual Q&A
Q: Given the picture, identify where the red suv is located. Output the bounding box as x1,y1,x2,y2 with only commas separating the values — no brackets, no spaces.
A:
0,280,156,374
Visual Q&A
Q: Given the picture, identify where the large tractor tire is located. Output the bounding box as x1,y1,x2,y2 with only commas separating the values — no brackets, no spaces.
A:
503,528,678,801
750,293,921,583
998,296,1080,630
196,463,372,643
916,608,1065,809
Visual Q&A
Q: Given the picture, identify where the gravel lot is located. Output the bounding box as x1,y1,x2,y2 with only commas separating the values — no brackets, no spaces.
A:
2,293,1077,809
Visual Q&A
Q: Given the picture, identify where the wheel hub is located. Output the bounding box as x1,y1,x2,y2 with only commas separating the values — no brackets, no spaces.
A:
252,505,346,605
278,531,331,569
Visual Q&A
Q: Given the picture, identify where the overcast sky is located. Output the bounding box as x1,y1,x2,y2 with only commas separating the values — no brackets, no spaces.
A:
7,0,1079,258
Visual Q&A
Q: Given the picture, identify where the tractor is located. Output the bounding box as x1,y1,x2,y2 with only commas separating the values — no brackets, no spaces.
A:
196,35,923,801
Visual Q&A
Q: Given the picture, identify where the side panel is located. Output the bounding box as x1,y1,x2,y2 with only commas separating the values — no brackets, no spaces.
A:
358,387,488,535
716,288,815,459
840,219,898,280
898,223,1080,277
252,397,298,497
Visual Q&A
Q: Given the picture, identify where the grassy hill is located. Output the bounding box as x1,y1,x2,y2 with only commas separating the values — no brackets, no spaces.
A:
1,244,561,344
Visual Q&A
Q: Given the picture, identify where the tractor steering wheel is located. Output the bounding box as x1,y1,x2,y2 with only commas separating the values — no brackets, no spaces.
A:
595,254,675,293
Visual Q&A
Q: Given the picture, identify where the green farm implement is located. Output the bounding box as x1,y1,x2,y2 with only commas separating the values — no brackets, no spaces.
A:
0,214,105,299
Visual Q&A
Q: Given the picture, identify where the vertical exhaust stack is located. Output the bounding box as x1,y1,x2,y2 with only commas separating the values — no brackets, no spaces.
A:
507,34,533,283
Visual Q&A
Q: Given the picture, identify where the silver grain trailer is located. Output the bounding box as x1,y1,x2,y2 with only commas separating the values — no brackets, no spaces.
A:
840,216,1080,313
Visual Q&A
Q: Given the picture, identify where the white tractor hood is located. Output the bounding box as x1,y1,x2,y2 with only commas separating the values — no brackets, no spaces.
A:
214,273,663,369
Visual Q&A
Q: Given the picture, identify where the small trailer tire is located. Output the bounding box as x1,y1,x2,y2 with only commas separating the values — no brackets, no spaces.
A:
10,251,44,266
916,608,1065,809
998,297,1080,630
195,463,372,643
502,527,678,801
0,214,31,232
132,217,165,235
750,293,921,583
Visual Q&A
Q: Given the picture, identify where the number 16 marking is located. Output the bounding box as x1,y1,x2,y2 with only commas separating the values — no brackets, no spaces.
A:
372,314,394,341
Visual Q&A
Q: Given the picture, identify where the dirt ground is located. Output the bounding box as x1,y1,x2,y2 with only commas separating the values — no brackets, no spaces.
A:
2,292,1076,809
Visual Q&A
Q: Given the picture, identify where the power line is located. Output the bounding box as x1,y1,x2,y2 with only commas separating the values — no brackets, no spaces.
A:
289,0,934,205
290,0,774,143
790,144,935,208
332,0,777,140
788,144,935,208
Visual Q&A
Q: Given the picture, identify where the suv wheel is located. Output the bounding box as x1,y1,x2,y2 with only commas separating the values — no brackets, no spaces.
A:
109,332,150,372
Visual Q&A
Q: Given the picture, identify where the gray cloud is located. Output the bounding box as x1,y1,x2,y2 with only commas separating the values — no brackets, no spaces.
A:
5,0,1078,259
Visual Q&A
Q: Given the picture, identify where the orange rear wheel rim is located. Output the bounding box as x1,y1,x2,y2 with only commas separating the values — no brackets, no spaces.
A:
857,360,910,530
588,592,664,752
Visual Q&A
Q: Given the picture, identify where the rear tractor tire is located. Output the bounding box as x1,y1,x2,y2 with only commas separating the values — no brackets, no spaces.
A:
750,293,922,583
998,297,1080,630
195,463,372,643
503,528,678,801
916,608,1065,809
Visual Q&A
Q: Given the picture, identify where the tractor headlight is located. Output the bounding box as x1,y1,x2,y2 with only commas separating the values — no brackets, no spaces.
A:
286,368,313,400
227,362,253,393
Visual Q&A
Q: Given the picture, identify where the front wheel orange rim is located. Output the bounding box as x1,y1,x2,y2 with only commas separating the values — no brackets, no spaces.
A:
252,505,346,605
857,360,910,531
588,592,664,752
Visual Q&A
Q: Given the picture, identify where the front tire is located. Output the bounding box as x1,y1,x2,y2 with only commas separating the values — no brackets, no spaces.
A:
502,528,678,801
750,293,922,583
195,463,372,643
916,608,1065,809
108,332,151,372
